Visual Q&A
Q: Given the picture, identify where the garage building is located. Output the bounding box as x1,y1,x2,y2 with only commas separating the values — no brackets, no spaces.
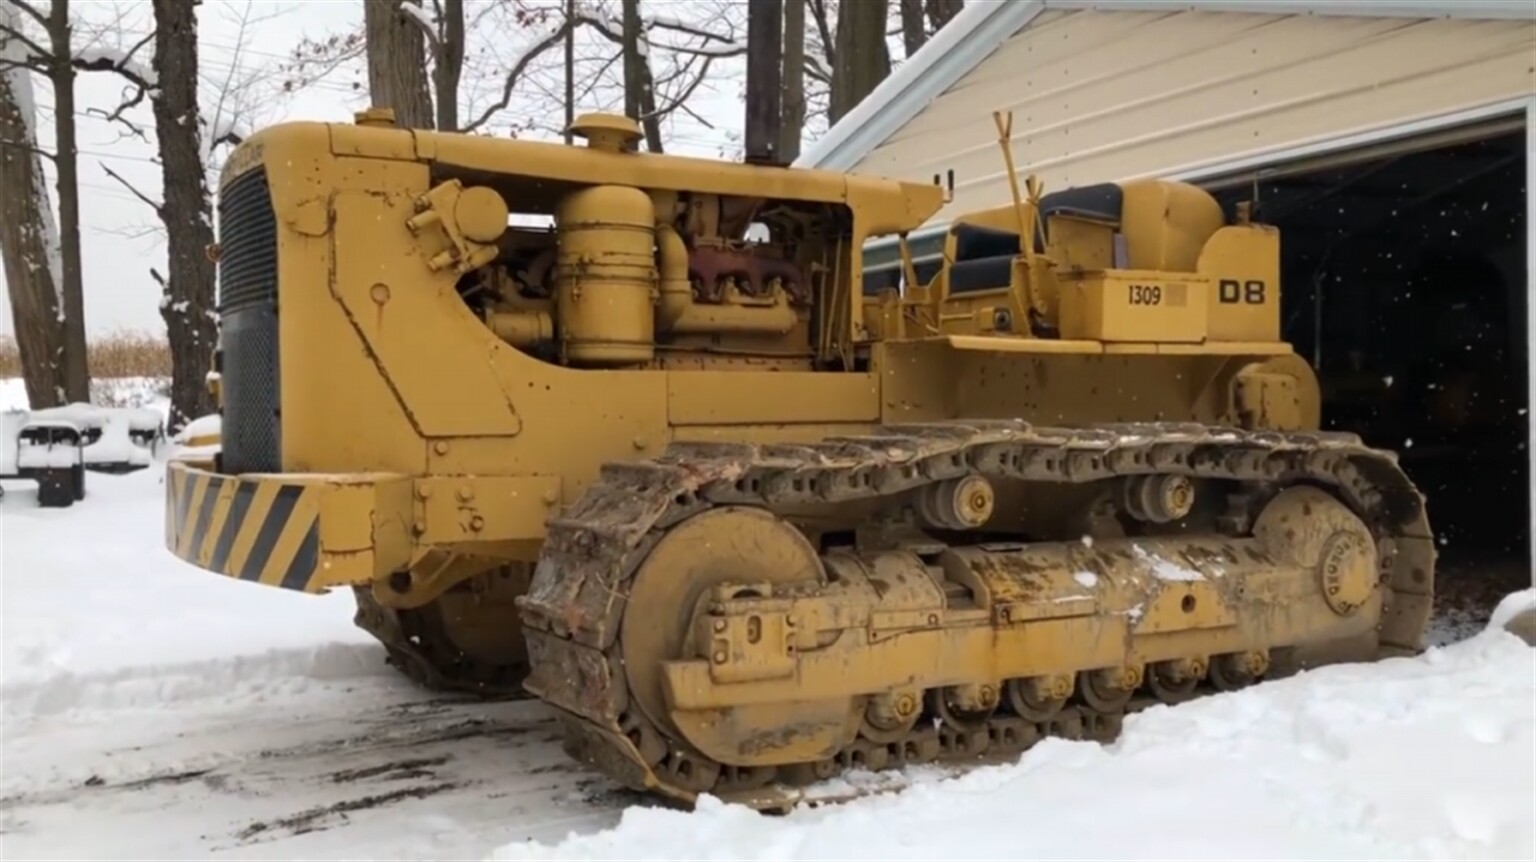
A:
796,0,1536,587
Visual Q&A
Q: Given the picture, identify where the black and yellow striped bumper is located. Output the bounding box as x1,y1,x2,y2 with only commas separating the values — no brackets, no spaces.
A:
163,461,412,593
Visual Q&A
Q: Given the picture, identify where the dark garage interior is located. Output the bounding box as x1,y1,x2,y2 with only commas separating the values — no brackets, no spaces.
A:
1209,122,1531,606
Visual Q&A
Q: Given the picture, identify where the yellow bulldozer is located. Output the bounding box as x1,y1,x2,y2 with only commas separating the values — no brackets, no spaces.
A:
165,107,1434,809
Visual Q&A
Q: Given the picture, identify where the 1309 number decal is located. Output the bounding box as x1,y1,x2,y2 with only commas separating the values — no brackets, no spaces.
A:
1128,284,1162,305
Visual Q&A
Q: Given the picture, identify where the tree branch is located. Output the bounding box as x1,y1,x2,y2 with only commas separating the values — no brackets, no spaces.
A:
0,55,43,74
806,0,834,71
0,16,52,64
100,161,164,217
87,85,151,141
648,17,740,45
2,0,47,32
0,135,55,163
396,0,442,48
576,48,623,104
282,35,365,91
678,100,714,129
803,52,831,85
461,20,574,133
663,41,745,59
647,54,712,122
71,28,158,143
210,127,244,152
72,27,156,89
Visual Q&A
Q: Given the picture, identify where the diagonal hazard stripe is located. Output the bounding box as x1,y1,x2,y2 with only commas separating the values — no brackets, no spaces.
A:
238,484,303,583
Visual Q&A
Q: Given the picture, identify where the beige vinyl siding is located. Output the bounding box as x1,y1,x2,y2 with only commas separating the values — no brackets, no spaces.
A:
851,8,1536,227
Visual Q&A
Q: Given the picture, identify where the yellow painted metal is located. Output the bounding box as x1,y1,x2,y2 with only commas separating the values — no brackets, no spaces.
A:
658,489,1378,719
164,462,414,592
1057,270,1212,343
170,102,1317,585
556,184,658,365
160,107,1430,806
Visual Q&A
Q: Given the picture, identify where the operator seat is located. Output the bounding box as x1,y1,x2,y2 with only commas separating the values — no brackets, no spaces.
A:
945,179,1227,295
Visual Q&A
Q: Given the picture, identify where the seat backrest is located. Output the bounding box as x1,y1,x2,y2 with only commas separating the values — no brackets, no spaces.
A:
1036,179,1225,273
1118,179,1226,273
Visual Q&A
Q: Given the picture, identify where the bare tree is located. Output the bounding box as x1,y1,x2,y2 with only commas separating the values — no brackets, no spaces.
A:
290,0,586,138
925,0,963,33
433,0,464,131
744,0,781,163
73,1,276,428
285,0,739,149
0,0,134,403
363,0,433,128
563,0,575,141
148,0,216,430
779,0,805,162
898,0,962,59
898,0,924,59
621,0,663,151
0,2,65,408
829,0,889,125
800,0,836,131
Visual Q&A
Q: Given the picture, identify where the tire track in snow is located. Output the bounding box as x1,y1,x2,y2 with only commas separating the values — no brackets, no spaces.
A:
0,651,638,860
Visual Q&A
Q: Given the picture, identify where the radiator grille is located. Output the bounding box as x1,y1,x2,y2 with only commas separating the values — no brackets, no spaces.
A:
216,168,280,474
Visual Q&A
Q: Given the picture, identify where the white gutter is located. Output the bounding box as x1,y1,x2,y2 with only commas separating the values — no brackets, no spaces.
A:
1049,1,1535,20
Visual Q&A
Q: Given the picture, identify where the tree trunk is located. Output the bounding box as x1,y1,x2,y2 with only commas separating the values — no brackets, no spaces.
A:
149,0,217,432
744,0,782,164
829,0,889,125
433,0,463,131
621,0,662,153
779,0,805,163
0,13,67,409
898,0,925,58
925,0,964,32
363,0,433,129
563,0,575,143
46,0,89,403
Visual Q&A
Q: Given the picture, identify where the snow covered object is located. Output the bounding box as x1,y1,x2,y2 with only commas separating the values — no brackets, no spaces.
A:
162,109,1436,810
1,404,162,506
168,413,221,469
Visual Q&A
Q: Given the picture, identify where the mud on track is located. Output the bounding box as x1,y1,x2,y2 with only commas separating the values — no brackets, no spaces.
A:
0,650,642,860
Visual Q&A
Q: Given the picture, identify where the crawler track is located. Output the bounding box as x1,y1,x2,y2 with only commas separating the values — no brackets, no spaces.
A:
352,588,530,699
514,420,1436,808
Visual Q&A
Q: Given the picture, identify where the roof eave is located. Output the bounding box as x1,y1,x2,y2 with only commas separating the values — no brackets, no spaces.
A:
795,0,1536,174
791,1,1047,172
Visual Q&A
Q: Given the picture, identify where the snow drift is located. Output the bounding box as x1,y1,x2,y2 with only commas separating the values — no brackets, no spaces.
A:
492,611,1536,862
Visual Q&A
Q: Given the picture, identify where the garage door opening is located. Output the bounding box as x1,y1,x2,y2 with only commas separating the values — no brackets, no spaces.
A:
1207,122,1530,610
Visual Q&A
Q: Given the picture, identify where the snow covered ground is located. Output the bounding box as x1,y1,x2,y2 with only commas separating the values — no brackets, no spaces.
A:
1,462,635,860
496,616,1535,861
1,378,1533,860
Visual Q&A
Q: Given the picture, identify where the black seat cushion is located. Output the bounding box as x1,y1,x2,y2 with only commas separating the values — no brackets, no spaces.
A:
949,256,1014,294
1037,182,1123,224
952,224,1020,262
